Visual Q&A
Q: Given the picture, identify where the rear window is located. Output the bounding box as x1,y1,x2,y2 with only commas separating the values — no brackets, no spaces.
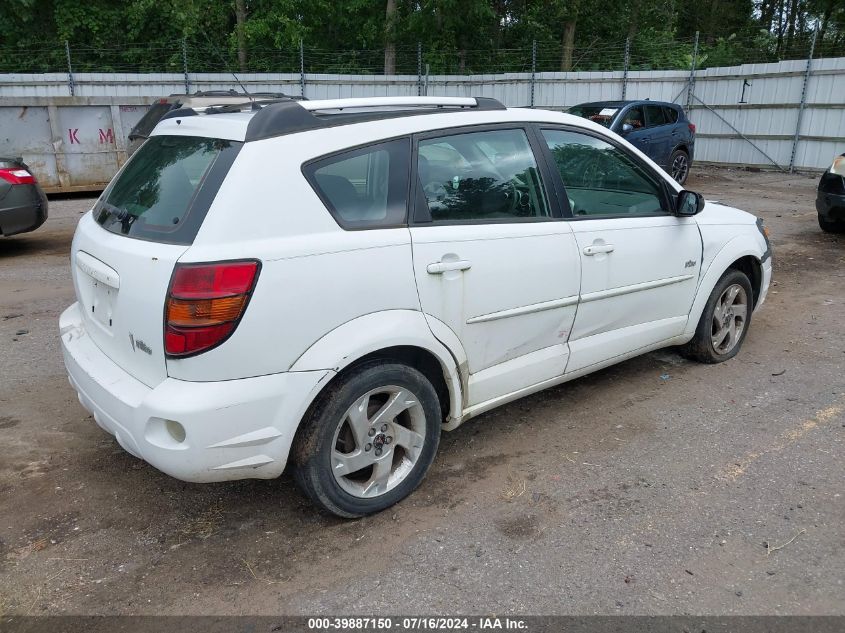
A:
94,135,241,244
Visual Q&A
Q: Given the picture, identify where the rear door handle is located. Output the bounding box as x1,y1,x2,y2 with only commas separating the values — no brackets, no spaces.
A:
427,260,472,274
583,244,615,256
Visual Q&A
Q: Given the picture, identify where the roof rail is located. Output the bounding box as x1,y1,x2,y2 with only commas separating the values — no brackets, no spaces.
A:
298,96,502,111
159,96,301,122
244,96,505,142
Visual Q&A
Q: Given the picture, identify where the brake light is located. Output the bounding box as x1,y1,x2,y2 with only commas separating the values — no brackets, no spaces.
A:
165,260,260,357
0,168,36,185
688,122,696,134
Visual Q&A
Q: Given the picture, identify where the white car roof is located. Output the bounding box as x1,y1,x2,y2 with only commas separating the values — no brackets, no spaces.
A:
150,96,609,145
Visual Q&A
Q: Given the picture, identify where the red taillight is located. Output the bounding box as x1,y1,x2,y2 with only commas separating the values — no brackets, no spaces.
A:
688,122,696,134
0,168,36,185
165,260,260,357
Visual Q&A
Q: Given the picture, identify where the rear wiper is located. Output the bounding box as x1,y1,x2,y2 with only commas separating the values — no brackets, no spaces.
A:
98,202,138,234
99,201,131,220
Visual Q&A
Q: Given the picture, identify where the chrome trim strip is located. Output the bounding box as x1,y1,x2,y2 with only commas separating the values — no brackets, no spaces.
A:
466,295,579,324
579,274,694,304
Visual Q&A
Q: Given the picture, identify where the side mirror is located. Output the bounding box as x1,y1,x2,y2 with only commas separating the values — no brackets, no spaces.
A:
621,123,633,134
676,190,705,216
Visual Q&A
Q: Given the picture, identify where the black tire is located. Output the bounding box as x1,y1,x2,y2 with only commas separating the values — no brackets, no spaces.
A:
669,149,690,185
292,360,441,518
818,213,845,233
680,269,753,364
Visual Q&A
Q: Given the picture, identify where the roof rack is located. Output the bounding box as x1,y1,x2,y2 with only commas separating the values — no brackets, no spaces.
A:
159,96,506,141
245,96,506,141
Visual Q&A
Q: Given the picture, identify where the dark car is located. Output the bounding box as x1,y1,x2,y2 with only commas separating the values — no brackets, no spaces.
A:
569,100,695,184
127,90,304,156
817,153,845,233
0,157,48,237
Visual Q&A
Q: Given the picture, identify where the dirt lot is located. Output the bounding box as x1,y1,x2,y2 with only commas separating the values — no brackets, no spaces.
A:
0,167,843,616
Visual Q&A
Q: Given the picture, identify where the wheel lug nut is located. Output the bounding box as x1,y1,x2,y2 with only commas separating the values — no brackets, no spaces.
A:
375,448,382,457
381,424,388,432
365,443,372,452
385,436,392,444
368,428,376,437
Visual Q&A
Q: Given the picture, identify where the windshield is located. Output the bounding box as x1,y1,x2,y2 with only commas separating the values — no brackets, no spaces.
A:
128,102,177,140
94,135,241,244
568,105,620,128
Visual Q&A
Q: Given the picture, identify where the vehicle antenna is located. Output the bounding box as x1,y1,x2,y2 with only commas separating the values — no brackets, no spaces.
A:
198,33,254,101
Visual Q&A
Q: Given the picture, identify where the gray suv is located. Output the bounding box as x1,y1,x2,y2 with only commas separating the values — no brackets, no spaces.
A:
569,100,696,184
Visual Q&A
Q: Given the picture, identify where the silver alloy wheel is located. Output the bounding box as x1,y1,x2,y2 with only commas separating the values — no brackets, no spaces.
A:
671,153,689,183
711,283,748,354
330,385,427,499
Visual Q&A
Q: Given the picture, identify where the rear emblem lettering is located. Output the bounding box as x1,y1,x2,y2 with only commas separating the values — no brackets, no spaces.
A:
129,333,152,355
136,340,152,355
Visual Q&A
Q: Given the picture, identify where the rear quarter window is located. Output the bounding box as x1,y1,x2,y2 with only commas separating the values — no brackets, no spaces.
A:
304,138,410,230
94,135,241,244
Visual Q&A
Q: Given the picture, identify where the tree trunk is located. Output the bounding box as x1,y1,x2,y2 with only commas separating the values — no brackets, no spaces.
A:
384,0,396,75
760,0,774,29
627,0,641,40
235,0,247,72
786,0,799,50
560,20,576,71
818,3,833,44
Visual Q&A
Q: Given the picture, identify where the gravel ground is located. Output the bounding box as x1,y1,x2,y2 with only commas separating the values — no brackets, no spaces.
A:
0,166,842,616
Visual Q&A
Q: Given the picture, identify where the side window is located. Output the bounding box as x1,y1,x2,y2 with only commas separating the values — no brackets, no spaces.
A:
541,129,666,218
417,128,549,223
663,106,679,124
645,105,668,128
306,138,409,229
620,107,645,130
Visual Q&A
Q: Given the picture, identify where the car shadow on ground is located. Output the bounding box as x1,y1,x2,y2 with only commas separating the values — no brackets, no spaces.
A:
73,346,690,535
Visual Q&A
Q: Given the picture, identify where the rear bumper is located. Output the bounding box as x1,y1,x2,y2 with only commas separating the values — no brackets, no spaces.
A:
60,302,333,482
0,183,48,236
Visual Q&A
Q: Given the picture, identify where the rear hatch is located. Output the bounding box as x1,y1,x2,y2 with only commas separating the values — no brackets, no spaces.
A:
71,135,241,387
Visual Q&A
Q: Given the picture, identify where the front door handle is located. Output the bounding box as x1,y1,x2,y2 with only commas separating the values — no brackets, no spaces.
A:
427,260,472,274
583,244,615,256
